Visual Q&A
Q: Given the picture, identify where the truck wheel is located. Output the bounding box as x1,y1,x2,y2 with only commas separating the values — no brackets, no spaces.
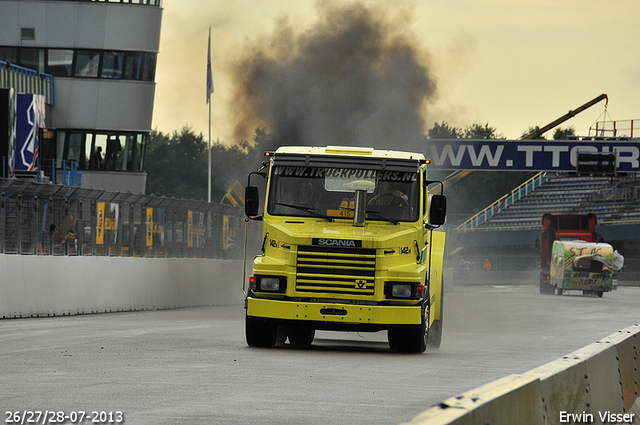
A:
276,326,288,345
426,282,443,350
288,327,315,346
426,319,442,350
245,314,278,348
389,306,428,353
539,281,554,294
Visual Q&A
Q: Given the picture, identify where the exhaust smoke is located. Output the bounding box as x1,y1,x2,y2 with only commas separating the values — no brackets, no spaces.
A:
231,1,438,152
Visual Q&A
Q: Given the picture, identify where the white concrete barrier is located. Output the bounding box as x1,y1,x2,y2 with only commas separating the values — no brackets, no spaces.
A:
0,255,245,318
403,323,640,425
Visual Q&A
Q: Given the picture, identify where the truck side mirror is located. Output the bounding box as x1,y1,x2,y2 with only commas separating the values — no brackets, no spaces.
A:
245,186,260,217
429,194,447,226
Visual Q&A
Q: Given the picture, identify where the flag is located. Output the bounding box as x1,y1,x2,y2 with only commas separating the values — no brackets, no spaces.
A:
206,28,214,104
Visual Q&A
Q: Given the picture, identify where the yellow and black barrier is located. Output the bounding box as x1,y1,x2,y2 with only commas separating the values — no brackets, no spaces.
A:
404,324,640,425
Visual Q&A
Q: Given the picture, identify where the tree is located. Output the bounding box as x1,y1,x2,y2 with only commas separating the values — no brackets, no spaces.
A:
145,126,208,199
521,126,547,140
552,126,576,140
428,121,462,139
463,123,504,139
146,126,260,201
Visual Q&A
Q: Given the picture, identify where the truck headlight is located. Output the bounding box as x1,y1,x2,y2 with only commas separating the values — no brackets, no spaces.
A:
385,282,415,299
258,276,286,292
391,284,412,298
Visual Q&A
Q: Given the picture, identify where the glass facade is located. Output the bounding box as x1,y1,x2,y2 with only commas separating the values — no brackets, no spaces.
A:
57,130,147,172
0,46,157,81
43,0,162,5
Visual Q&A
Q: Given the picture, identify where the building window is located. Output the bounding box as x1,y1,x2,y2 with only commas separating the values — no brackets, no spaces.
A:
123,52,143,80
66,133,85,168
60,130,147,172
0,47,18,64
20,48,46,73
142,53,156,81
101,51,124,78
0,46,157,81
75,50,101,78
47,49,74,77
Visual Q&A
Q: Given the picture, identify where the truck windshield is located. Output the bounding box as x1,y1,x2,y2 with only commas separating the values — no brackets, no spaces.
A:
267,166,420,222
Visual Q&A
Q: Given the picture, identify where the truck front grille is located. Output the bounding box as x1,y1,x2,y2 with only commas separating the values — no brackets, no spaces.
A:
295,245,376,296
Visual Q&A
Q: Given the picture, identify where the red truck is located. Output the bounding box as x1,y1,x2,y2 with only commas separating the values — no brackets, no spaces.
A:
539,212,598,294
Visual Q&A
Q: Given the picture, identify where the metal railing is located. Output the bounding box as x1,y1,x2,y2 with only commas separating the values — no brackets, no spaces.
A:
455,172,547,232
589,119,640,139
0,61,55,105
0,178,243,259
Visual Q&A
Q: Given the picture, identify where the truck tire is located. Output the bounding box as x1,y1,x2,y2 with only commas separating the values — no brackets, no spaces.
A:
388,305,428,353
427,281,443,350
539,281,554,294
426,319,442,350
245,314,278,348
539,273,554,294
288,327,315,346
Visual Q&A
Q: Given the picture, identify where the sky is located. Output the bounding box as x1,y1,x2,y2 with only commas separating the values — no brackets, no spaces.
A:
152,0,640,145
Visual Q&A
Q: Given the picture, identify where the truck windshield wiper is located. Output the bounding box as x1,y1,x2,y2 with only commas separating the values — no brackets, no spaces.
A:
340,205,399,225
276,203,333,221
365,209,399,225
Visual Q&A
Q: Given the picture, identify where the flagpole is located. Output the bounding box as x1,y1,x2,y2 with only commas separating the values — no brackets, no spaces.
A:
207,27,212,203
208,91,212,203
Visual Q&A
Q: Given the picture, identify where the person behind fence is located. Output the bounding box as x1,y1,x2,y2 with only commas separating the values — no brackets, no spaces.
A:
67,213,79,234
483,258,492,271
62,229,77,255
38,224,56,255
52,223,65,254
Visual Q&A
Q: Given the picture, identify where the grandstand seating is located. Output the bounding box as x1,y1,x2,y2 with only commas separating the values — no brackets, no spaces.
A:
456,173,640,231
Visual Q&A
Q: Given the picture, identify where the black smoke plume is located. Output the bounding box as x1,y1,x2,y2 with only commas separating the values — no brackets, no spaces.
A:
231,1,437,153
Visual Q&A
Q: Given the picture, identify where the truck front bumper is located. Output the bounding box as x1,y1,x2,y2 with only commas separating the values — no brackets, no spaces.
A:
246,297,422,325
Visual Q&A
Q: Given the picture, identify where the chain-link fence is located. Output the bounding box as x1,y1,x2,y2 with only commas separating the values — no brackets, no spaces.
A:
0,178,244,259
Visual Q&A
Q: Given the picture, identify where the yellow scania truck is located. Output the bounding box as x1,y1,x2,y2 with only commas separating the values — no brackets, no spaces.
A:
243,146,447,353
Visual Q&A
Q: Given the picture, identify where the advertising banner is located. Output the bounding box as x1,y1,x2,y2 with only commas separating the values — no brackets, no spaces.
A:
187,211,205,248
96,202,106,245
426,139,640,172
146,208,154,247
145,207,164,248
97,202,119,246
15,94,45,172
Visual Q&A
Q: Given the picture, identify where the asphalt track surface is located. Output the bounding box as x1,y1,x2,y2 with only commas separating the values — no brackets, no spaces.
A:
2,283,640,425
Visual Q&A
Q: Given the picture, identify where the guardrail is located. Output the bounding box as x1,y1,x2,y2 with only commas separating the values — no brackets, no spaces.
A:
403,323,640,425
455,172,547,232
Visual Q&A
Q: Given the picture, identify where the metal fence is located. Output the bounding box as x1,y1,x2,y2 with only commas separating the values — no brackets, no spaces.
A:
0,178,244,258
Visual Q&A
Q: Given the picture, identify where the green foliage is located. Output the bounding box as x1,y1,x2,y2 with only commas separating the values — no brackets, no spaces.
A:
146,126,258,201
463,122,504,139
428,122,462,139
521,126,547,140
552,126,576,140
427,121,504,140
